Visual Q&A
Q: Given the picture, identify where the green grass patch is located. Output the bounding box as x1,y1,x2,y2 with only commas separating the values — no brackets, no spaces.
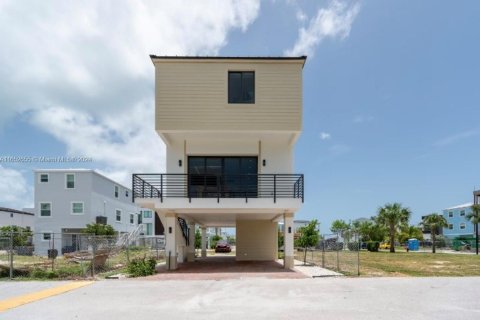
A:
360,251,480,277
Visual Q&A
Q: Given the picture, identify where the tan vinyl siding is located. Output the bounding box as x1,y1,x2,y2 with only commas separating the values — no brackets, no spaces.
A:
236,220,278,261
154,61,303,132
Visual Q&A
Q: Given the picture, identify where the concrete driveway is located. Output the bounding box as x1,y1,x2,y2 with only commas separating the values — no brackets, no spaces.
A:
1,277,480,319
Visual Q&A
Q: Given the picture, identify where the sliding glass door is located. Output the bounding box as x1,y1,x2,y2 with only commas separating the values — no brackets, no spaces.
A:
188,156,258,198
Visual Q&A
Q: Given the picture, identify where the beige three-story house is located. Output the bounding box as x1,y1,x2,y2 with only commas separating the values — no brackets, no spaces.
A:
133,55,306,270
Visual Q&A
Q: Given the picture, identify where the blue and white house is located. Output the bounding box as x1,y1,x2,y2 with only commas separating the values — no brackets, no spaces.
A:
442,202,474,239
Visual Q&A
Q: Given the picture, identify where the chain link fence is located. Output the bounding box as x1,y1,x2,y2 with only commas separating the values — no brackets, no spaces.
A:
0,231,165,280
294,234,360,276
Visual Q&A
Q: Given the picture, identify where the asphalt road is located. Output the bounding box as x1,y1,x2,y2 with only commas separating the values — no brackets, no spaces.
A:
2,277,480,319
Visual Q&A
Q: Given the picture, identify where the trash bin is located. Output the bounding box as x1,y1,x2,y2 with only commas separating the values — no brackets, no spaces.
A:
407,238,419,251
47,249,58,259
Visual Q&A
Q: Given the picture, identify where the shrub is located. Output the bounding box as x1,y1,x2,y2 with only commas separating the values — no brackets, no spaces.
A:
367,241,380,252
56,264,85,278
30,268,58,279
127,257,157,277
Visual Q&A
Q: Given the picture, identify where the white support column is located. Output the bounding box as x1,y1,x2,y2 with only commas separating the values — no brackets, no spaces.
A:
187,223,195,262
201,227,207,258
284,212,295,269
165,212,178,270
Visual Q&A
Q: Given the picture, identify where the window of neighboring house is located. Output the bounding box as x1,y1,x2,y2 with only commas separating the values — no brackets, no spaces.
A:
130,213,134,225
460,223,466,230
228,71,255,103
138,213,142,225
40,203,51,217
448,224,453,230
116,209,122,222
115,186,119,198
66,174,75,189
71,202,84,215
448,211,453,218
143,210,153,219
460,210,465,217
40,173,49,183
42,232,52,241
145,223,153,236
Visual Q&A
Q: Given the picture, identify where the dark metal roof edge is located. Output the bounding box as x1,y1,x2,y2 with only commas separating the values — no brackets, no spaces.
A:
150,55,307,66
0,207,34,216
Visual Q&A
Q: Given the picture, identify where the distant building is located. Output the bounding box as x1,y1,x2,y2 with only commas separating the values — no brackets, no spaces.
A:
139,208,165,237
278,220,316,234
442,202,474,239
33,169,159,256
0,207,34,230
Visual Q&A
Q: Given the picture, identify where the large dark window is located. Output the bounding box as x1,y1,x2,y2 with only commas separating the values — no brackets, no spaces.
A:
228,71,255,104
188,156,258,197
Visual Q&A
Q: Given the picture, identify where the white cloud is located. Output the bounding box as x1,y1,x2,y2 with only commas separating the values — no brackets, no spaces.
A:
320,132,331,140
434,130,479,147
353,115,374,123
296,9,308,22
285,0,360,56
0,0,260,121
0,0,261,190
0,165,32,208
28,104,164,186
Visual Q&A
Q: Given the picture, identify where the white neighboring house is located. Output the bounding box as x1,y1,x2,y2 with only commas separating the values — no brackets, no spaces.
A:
134,55,306,270
33,169,144,256
139,208,163,236
0,207,35,230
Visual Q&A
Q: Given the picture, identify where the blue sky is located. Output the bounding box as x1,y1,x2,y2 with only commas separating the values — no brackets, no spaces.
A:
0,0,479,232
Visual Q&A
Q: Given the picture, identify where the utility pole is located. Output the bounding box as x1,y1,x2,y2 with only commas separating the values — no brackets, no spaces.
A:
474,189,479,255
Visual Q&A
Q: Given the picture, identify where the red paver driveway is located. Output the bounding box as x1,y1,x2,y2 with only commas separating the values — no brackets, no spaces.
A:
144,255,306,280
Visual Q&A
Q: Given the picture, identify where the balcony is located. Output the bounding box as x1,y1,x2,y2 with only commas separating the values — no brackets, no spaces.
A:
132,174,304,203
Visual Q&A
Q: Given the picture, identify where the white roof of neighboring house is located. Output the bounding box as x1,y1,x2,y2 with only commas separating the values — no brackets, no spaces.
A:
33,169,131,191
445,202,473,210
0,207,34,216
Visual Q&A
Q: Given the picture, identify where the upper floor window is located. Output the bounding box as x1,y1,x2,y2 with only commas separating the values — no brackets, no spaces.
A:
40,203,51,217
448,211,453,218
66,174,75,189
115,186,119,198
228,71,255,104
116,209,122,222
40,174,49,183
460,210,465,217
71,202,84,215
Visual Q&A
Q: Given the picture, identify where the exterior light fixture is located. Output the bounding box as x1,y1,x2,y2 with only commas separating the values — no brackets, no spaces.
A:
178,160,182,167
169,227,172,234
288,226,292,233
262,159,266,166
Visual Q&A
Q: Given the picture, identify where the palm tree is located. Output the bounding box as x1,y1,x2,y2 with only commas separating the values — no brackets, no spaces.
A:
376,203,411,253
421,214,447,253
466,204,480,255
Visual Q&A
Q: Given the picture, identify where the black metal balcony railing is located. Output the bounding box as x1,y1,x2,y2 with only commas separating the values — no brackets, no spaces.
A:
132,174,304,203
